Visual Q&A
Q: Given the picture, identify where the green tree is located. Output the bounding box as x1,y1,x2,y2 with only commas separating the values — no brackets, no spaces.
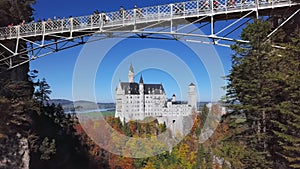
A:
225,18,300,168
34,78,52,105
201,104,209,126
39,137,56,160
225,19,275,168
194,144,205,169
270,27,300,168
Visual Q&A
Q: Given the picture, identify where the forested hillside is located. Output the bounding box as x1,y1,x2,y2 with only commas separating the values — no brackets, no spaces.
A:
0,1,107,168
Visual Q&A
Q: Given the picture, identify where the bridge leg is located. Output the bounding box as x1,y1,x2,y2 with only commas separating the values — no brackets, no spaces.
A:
70,18,73,38
210,0,215,37
99,14,103,31
41,22,45,46
134,9,137,31
9,58,12,69
30,43,34,59
211,15,214,36
15,26,20,54
255,0,259,19
170,4,173,33
90,15,93,30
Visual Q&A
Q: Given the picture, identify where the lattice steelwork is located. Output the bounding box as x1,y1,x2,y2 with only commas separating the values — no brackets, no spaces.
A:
0,0,299,70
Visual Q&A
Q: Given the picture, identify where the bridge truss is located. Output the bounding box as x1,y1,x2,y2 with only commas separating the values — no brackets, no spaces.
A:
0,0,299,70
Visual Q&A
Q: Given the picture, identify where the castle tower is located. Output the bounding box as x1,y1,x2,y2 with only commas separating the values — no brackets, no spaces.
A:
128,64,134,83
188,83,197,111
115,81,123,118
171,94,176,102
139,75,144,94
139,75,145,116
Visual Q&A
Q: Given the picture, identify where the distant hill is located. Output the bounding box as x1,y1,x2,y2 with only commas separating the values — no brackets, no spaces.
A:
48,99,115,112
48,99,209,112
48,99,73,106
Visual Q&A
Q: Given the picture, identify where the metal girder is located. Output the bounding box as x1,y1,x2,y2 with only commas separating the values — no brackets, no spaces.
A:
267,8,300,38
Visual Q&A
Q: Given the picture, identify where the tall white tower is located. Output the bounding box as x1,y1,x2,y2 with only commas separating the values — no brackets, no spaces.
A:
128,64,134,83
188,83,197,111
115,81,123,118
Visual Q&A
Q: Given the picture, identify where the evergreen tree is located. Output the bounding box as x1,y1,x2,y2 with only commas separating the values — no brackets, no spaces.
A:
270,27,300,168
194,144,205,169
201,104,209,126
225,19,276,167
34,78,52,105
225,18,300,168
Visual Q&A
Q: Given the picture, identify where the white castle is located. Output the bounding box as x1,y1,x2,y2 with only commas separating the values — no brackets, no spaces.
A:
115,65,197,130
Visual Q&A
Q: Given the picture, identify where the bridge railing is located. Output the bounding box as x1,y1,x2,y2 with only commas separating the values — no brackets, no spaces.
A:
0,0,295,40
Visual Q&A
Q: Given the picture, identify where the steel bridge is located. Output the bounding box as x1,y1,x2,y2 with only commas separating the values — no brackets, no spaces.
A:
0,0,299,70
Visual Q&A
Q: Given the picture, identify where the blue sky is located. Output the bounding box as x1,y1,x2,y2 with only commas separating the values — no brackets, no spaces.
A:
30,0,239,103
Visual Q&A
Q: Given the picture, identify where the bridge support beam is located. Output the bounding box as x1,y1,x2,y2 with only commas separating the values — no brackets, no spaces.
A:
267,8,300,38
170,4,174,33
15,26,20,55
210,0,215,37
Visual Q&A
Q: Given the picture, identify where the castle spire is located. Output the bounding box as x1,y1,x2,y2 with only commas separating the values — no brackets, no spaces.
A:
129,64,134,73
128,64,134,83
139,74,144,84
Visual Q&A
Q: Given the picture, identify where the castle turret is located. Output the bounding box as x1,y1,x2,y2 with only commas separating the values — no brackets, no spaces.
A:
128,64,134,83
139,75,144,93
188,83,197,111
171,94,176,102
139,75,145,117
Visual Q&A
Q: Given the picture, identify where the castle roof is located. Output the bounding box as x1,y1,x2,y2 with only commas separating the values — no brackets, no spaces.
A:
120,82,165,95
144,84,164,94
189,82,195,86
120,82,139,94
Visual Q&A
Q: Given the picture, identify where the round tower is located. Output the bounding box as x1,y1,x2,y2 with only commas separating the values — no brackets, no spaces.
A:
188,83,197,111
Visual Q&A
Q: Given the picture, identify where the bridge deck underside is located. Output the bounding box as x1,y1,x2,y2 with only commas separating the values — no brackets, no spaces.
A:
0,0,299,70
2,5,297,43
0,0,298,41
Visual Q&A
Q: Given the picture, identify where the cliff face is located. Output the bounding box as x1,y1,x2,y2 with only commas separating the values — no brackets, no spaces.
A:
0,32,33,169
0,6,37,166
